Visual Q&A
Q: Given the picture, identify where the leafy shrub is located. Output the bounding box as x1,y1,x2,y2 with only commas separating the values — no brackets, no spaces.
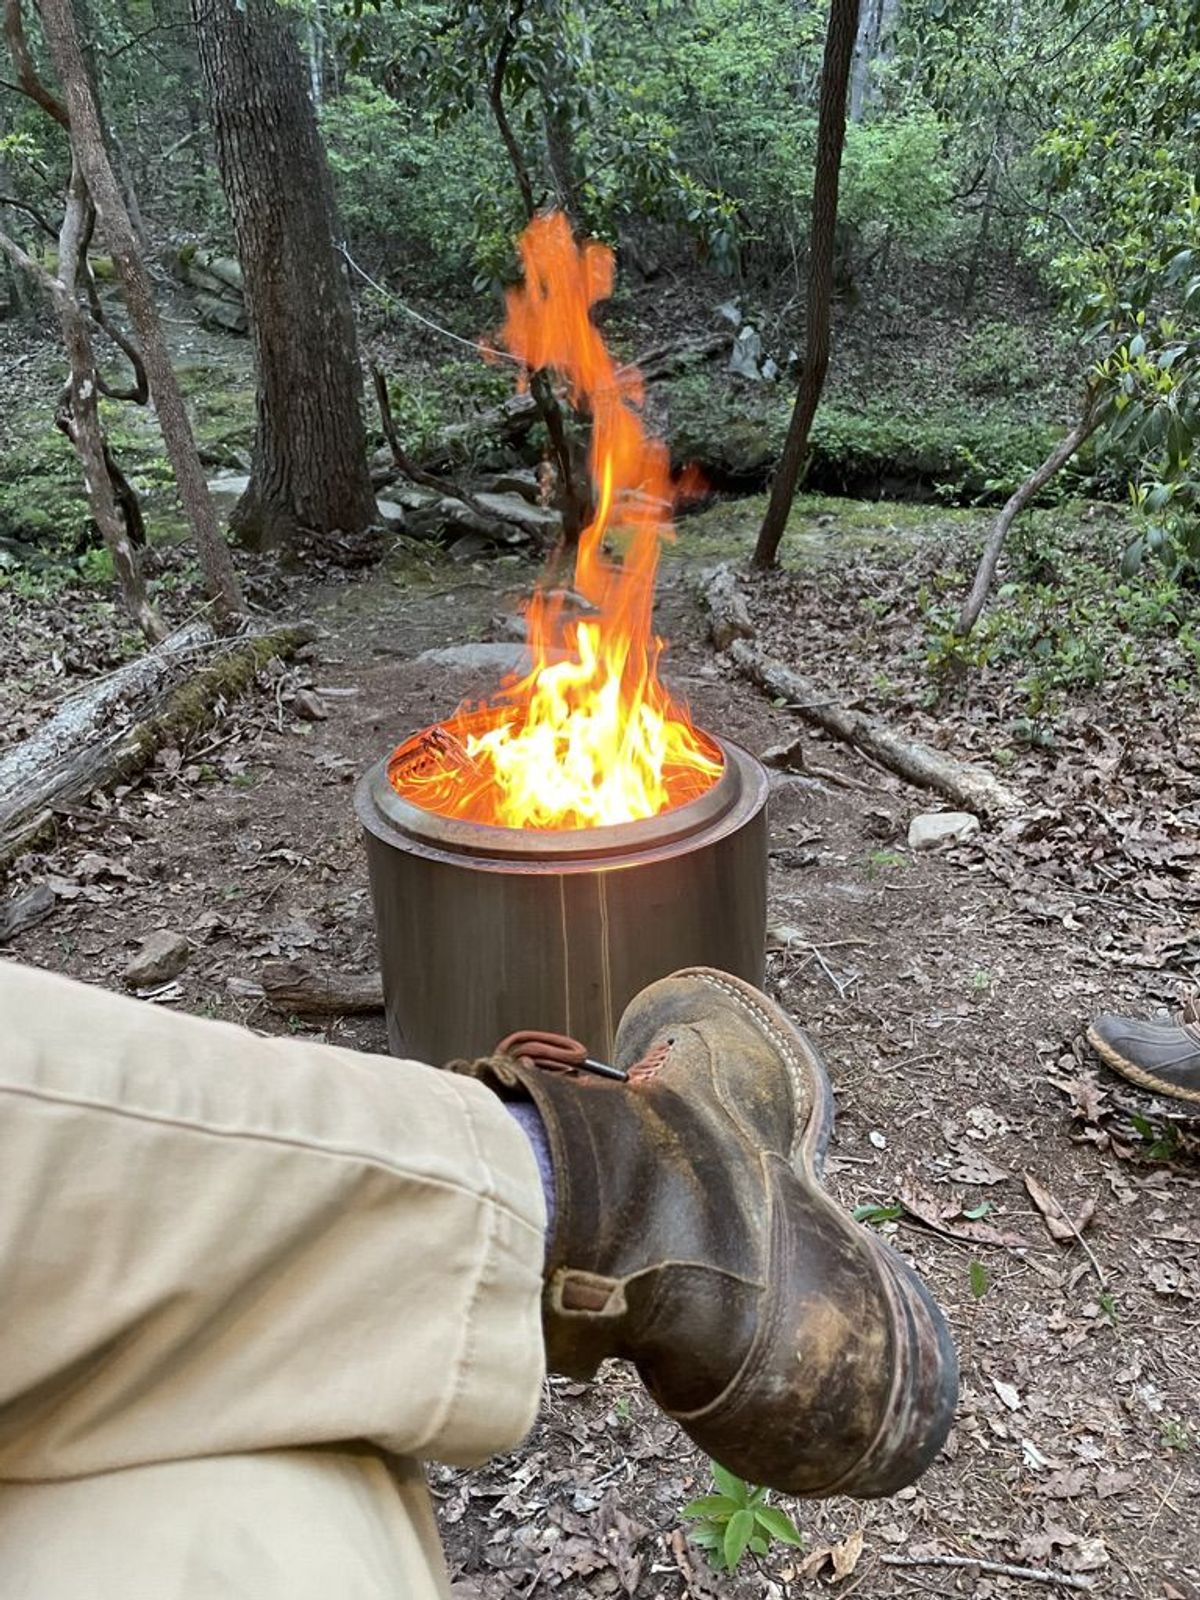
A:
959,320,1040,395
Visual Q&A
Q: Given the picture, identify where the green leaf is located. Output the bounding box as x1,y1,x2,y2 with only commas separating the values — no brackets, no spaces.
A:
682,1496,739,1521
724,1508,755,1570
753,1505,806,1546
962,1201,992,1220
689,1526,723,1549
710,1463,749,1506
749,1536,769,1556
969,1259,989,1300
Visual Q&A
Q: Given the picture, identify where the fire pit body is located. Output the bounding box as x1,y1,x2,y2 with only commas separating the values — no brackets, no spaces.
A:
357,734,768,1064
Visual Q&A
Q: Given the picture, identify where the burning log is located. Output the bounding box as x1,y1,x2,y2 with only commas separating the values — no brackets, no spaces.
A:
0,621,314,868
727,638,1021,818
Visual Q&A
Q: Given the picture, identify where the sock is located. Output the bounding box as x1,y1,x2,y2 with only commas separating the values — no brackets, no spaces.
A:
506,1100,557,1246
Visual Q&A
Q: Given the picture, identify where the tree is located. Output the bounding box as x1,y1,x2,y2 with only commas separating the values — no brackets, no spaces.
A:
35,0,245,621
752,0,860,570
190,0,377,552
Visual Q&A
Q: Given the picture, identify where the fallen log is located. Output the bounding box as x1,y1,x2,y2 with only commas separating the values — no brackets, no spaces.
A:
260,960,384,1017
0,621,315,869
701,563,754,649
728,639,1021,817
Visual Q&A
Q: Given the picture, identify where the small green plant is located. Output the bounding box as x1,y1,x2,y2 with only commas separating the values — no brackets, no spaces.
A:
969,1259,989,1300
682,1463,804,1573
1131,1112,1181,1163
853,1200,903,1225
970,969,993,993
1161,1419,1191,1452
865,848,907,877
1097,1291,1119,1327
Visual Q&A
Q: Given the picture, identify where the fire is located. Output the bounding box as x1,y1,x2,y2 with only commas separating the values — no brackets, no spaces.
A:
391,211,722,831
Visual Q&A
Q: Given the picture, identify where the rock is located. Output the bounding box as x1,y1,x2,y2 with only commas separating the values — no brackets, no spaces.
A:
479,468,542,503
470,491,562,537
907,811,981,851
414,642,531,673
206,471,250,517
125,930,190,989
292,689,328,721
374,498,406,529
0,882,56,945
729,324,764,380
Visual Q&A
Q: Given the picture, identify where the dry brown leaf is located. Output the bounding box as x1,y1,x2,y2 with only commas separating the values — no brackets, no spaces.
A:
831,1528,865,1580
899,1178,1029,1249
1023,1172,1096,1244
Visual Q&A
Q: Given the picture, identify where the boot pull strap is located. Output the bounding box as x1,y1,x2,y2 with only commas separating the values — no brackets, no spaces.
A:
497,1029,628,1082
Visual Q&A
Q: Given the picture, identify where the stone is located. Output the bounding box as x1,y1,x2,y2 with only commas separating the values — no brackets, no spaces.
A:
907,811,981,851
479,468,542,503
125,930,190,988
470,491,562,537
374,499,406,528
414,642,531,673
292,689,328,721
729,324,764,380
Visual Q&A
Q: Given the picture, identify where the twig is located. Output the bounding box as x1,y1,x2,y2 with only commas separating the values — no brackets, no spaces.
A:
371,365,498,524
880,1553,1094,1591
1146,1464,1183,1534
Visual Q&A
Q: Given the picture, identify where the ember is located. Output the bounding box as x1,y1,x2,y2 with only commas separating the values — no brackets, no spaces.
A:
390,211,722,831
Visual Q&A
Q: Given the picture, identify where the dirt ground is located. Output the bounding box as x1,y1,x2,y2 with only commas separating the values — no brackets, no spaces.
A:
2,508,1199,1600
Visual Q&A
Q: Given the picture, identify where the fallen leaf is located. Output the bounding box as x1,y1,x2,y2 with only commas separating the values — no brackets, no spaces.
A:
899,1178,1029,1249
1023,1171,1097,1244
831,1528,864,1580
991,1378,1021,1411
948,1150,1012,1186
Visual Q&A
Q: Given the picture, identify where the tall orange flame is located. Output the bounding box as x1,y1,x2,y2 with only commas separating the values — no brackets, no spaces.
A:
390,211,722,830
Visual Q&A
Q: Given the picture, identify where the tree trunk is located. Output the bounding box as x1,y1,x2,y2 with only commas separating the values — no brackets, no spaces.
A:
37,0,245,622
955,397,1103,638
0,168,163,641
190,0,377,552
753,0,860,569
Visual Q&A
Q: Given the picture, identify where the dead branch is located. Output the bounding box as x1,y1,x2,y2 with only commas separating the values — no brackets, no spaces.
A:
880,1552,1094,1591
371,365,497,524
728,638,1021,816
260,960,384,1018
0,622,315,869
956,390,1104,637
0,191,56,236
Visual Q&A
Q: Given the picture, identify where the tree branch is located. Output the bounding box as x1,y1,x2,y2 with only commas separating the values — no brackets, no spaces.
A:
0,191,56,237
3,0,68,125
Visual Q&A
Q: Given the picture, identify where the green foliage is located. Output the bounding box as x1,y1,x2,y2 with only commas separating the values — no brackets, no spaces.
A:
959,321,1041,396
682,1463,804,1573
839,112,955,265
922,512,1196,714
968,1260,989,1300
853,1199,903,1225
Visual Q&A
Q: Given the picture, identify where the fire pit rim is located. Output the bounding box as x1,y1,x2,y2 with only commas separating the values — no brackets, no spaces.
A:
356,733,767,868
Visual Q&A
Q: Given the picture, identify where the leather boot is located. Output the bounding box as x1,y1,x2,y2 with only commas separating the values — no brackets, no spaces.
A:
452,967,957,1498
1088,1007,1200,1105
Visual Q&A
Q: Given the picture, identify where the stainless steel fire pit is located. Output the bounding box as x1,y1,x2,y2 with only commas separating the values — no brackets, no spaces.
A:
356,734,768,1064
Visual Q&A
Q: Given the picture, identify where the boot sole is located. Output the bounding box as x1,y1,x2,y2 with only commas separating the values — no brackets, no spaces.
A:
1087,1026,1200,1106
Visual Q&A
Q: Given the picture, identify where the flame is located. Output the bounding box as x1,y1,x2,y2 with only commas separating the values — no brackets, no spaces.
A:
390,211,722,830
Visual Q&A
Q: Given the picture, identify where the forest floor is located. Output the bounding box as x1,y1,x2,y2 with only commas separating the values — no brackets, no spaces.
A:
2,486,1198,1600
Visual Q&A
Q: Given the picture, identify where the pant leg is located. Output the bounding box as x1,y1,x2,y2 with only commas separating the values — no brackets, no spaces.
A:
0,1451,449,1600
0,959,547,1482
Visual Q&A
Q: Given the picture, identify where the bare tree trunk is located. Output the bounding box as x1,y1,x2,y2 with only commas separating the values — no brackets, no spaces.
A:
37,0,245,621
542,95,579,217
955,396,1103,637
0,169,164,641
190,0,377,552
753,0,860,569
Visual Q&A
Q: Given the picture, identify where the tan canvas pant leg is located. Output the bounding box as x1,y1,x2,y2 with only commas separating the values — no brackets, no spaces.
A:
0,960,547,1599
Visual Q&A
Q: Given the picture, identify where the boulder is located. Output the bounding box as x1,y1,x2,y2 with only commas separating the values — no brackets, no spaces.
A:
907,811,981,852
374,499,407,529
125,930,190,988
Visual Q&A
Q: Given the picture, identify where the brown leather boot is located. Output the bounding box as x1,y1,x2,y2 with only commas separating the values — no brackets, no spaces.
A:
452,967,957,1498
1088,1006,1200,1105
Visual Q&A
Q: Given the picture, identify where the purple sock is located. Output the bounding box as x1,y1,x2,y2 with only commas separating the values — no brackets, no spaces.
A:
506,1100,556,1244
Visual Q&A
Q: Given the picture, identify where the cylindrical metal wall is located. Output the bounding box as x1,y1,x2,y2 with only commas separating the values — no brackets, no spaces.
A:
356,737,769,1064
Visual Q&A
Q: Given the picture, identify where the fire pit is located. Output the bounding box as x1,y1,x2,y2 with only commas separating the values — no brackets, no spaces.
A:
358,212,769,1063
357,731,767,1063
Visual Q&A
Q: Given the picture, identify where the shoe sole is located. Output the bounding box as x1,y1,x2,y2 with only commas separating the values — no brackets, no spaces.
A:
1086,1026,1200,1106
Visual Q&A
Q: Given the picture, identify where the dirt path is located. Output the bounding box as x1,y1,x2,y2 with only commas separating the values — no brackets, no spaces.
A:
3,530,1198,1599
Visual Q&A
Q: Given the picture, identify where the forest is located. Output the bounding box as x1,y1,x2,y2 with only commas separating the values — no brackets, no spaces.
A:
0,0,1198,1595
